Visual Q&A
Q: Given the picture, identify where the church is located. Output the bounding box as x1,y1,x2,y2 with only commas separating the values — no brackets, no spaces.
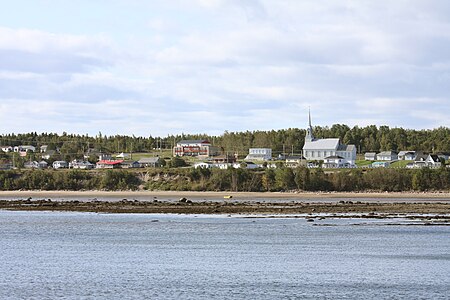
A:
302,112,356,166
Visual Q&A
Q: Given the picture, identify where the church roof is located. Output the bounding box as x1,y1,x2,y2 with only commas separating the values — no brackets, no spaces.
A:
303,138,340,150
338,144,356,151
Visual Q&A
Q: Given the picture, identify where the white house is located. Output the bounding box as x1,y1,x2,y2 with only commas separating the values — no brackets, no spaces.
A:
1,146,13,152
426,155,441,168
398,151,416,160
364,152,377,161
302,112,356,166
244,148,272,161
53,161,69,169
194,162,213,169
14,145,36,153
70,160,95,169
116,152,130,159
377,151,398,161
285,155,305,168
322,156,346,168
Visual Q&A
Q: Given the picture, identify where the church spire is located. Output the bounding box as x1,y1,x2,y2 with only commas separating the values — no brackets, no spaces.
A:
305,108,315,142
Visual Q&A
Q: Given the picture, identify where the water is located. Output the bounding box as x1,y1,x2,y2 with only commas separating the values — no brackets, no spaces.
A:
0,211,449,299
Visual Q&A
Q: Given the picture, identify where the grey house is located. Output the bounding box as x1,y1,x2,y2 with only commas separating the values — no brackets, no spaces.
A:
377,151,398,161
138,157,164,168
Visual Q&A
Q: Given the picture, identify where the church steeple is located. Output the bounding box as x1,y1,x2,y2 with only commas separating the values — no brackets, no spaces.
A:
305,108,315,142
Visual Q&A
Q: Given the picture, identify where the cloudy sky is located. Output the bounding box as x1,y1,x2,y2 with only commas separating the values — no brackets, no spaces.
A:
1,0,449,136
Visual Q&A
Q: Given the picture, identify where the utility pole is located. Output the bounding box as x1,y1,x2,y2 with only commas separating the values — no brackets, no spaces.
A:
130,142,133,160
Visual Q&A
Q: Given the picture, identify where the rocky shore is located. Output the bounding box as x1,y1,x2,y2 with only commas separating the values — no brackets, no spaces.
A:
1,198,449,220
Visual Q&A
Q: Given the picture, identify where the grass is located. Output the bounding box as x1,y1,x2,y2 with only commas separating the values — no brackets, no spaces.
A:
355,160,372,167
122,151,173,161
390,160,412,168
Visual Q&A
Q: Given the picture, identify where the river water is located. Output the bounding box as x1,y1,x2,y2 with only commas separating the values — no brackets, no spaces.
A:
0,211,449,299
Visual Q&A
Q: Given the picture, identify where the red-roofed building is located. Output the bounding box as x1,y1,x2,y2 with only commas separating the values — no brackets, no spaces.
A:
96,160,124,169
173,140,220,158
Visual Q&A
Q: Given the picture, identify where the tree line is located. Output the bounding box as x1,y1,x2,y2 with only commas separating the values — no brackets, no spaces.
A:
1,125,449,161
1,167,449,192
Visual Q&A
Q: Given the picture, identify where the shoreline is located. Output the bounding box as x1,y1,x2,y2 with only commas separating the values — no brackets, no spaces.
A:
1,190,450,201
1,191,450,218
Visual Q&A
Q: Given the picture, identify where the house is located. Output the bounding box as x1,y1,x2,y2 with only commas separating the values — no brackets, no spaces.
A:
173,140,220,157
96,160,123,169
42,150,57,160
436,152,450,161
14,145,36,157
285,155,305,168
24,161,40,169
84,149,111,161
233,161,260,169
24,160,47,169
322,156,346,168
194,162,213,169
1,146,13,153
364,152,377,161
426,155,441,168
302,111,356,166
138,157,164,168
413,154,428,168
14,145,36,153
120,161,140,169
398,151,416,161
212,163,232,169
53,161,68,169
99,154,112,161
70,160,95,169
40,145,48,153
244,148,272,161
372,161,390,168
377,151,398,161
211,154,236,164
116,152,130,159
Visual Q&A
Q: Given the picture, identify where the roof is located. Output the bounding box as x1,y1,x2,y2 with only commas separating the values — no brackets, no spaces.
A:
415,154,428,161
377,151,398,156
338,144,356,151
398,151,415,156
303,138,340,150
365,152,377,156
121,160,139,165
325,155,344,159
178,140,210,145
428,155,440,162
244,154,271,160
97,160,123,165
138,157,161,163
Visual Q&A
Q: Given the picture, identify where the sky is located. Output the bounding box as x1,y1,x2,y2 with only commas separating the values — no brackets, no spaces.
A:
0,0,449,137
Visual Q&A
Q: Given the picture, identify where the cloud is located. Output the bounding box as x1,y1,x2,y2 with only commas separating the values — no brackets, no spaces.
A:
0,1,450,136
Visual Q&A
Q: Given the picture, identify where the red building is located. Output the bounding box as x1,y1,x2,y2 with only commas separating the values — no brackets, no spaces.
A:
173,140,220,157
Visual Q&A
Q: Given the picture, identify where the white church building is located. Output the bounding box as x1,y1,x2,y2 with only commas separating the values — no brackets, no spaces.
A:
302,112,356,166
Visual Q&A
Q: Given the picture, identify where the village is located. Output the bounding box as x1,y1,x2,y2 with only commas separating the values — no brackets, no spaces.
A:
1,114,448,171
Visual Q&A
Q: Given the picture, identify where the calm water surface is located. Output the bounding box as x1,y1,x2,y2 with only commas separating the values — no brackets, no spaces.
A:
0,211,449,299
